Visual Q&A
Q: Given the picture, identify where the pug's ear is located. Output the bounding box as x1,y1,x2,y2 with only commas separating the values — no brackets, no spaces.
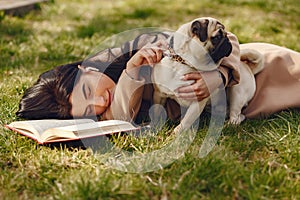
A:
191,19,209,42
216,21,225,30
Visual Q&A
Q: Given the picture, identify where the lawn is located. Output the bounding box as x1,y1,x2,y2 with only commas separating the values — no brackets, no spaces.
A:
1,0,300,199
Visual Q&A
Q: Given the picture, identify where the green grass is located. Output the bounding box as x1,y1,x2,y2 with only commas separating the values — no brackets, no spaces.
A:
1,0,300,199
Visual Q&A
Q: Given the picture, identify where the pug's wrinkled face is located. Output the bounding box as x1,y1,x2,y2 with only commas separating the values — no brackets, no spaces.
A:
171,17,232,70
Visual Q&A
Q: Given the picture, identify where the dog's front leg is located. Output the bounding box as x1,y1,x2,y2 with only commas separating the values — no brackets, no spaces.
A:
153,90,167,115
174,98,209,134
227,89,246,125
150,90,168,128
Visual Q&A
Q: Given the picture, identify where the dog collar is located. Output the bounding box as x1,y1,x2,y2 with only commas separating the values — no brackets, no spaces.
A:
164,47,192,67
166,36,191,66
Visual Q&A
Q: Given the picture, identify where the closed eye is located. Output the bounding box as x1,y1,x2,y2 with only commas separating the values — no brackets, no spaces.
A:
83,105,93,116
82,83,91,100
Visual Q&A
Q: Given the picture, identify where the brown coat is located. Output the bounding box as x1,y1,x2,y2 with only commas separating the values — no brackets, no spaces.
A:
104,34,300,122
241,43,300,118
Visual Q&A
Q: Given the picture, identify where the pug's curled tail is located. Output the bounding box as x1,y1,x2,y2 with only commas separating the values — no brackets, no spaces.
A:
240,48,264,75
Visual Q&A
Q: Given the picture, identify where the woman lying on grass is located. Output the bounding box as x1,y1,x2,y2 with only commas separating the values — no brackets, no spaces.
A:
16,23,300,124
16,30,239,123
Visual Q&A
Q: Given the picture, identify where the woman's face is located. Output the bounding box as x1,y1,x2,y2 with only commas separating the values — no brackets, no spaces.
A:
69,67,116,117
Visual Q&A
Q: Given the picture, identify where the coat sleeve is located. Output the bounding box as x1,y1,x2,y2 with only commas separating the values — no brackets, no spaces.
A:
218,32,241,87
85,32,170,83
98,33,170,121
102,70,146,122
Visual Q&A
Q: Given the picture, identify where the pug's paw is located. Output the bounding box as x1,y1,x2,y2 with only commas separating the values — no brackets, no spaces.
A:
228,114,245,125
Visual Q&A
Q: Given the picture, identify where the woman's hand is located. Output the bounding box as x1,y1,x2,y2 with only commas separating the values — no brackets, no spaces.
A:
176,70,223,101
126,40,168,79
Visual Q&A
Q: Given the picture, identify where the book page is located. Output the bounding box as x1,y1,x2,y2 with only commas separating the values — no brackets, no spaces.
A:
8,119,94,140
57,120,136,132
41,120,137,141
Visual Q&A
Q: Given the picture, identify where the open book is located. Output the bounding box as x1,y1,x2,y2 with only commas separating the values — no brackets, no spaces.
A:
5,119,139,144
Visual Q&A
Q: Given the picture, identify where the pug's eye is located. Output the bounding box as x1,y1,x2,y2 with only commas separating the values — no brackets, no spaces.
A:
211,34,223,45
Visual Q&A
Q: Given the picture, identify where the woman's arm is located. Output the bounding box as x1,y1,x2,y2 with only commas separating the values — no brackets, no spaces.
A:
85,32,170,83
102,41,167,122
102,70,146,121
219,32,241,87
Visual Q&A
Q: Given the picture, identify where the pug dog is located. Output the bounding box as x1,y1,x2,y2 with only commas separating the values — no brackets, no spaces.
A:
152,17,233,133
227,47,264,124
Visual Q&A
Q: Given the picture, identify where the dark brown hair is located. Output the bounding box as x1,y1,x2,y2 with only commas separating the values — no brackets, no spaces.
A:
16,61,82,119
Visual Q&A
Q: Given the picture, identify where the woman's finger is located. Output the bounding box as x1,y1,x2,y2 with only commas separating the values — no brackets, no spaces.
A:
182,72,202,80
176,91,197,99
176,85,195,93
142,47,163,66
138,48,156,65
153,39,168,50
154,47,163,63
177,88,207,98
